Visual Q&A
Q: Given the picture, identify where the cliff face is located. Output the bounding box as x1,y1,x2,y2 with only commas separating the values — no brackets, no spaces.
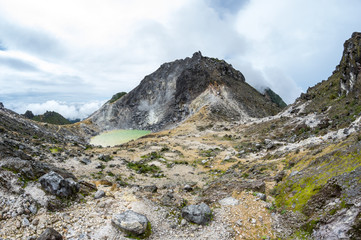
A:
89,52,282,131
338,32,361,95
292,32,361,129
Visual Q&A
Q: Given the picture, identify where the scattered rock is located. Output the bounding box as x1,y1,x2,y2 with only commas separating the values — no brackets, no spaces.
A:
37,228,63,240
112,210,151,238
79,158,91,165
94,190,106,199
95,163,103,169
249,218,257,224
143,185,158,193
98,154,112,162
274,170,286,183
255,193,267,201
32,218,39,226
183,184,193,192
22,217,30,227
181,203,212,225
161,192,175,206
180,219,187,226
39,171,79,198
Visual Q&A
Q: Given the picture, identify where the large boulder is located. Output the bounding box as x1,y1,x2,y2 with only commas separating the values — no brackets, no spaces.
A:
39,171,79,198
112,210,151,238
37,228,63,240
181,203,212,225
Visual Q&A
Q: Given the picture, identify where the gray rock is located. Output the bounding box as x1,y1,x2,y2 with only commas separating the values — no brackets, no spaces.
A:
274,170,285,183
143,185,158,193
183,184,193,192
289,171,299,177
37,228,63,240
94,190,105,199
80,158,91,165
219,197,239,206
112,210,150,237
264,139,274,150
29,204,37,214
32,218,39,226
22,217,30,227
181,203,212,225
255,193,267,201
95,163,103,169
161,192,175,206
180,219,187,226
39,171,79,198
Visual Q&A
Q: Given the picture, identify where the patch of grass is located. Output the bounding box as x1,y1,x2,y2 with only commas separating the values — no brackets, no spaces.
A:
49,147,62,153
141,151,162,160
196,124,213,131
275,143,361,212
174,160,189,165
199,148,220,157
98,154,113,162
109,92,127,103
127,161,162,175
115,175,128,187
160,147,170,152
222,134,233,141
301,219,319,234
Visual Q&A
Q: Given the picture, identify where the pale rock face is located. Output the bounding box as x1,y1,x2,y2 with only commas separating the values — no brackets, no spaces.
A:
89,52,281,132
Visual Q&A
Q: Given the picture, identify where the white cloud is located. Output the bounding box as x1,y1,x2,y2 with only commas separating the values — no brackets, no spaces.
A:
0,0,361,113
10,100,105,120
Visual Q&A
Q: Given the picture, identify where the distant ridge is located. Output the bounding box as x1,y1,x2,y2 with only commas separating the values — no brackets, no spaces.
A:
23,110,76,125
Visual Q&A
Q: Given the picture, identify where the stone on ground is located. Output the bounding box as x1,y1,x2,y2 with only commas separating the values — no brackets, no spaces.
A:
37,228,63,240
39,171,79,198
111,210,151,238
181,202,212,225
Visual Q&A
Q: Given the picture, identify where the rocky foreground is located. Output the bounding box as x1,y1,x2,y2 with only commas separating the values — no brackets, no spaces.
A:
1,102,361,239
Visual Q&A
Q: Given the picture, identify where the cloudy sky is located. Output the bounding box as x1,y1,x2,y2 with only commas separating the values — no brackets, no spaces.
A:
0,0,360,119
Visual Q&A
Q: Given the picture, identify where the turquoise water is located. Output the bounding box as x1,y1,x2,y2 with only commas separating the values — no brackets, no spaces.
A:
90,129,151,147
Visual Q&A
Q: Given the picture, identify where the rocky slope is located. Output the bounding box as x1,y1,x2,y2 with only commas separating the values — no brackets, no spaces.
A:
89,52,283,132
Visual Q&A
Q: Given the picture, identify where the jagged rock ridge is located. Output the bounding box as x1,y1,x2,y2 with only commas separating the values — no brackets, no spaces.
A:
294,32,361,129
90,52,283,131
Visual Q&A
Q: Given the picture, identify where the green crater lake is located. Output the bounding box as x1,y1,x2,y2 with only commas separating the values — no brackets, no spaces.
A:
90,129,151,147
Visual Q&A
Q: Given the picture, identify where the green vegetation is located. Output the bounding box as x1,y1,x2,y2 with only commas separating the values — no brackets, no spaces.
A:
127,161,162,176
28,111,72,125
141,151,162,160
274,141,361,213
109,92,127,103
199,148,221,157
98,154,113,162
50,147,62,154
264,88,287,108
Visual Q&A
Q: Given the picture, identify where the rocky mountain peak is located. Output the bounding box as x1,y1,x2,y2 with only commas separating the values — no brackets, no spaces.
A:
89,53,282,132
335,32,361,95
192,51,203,60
